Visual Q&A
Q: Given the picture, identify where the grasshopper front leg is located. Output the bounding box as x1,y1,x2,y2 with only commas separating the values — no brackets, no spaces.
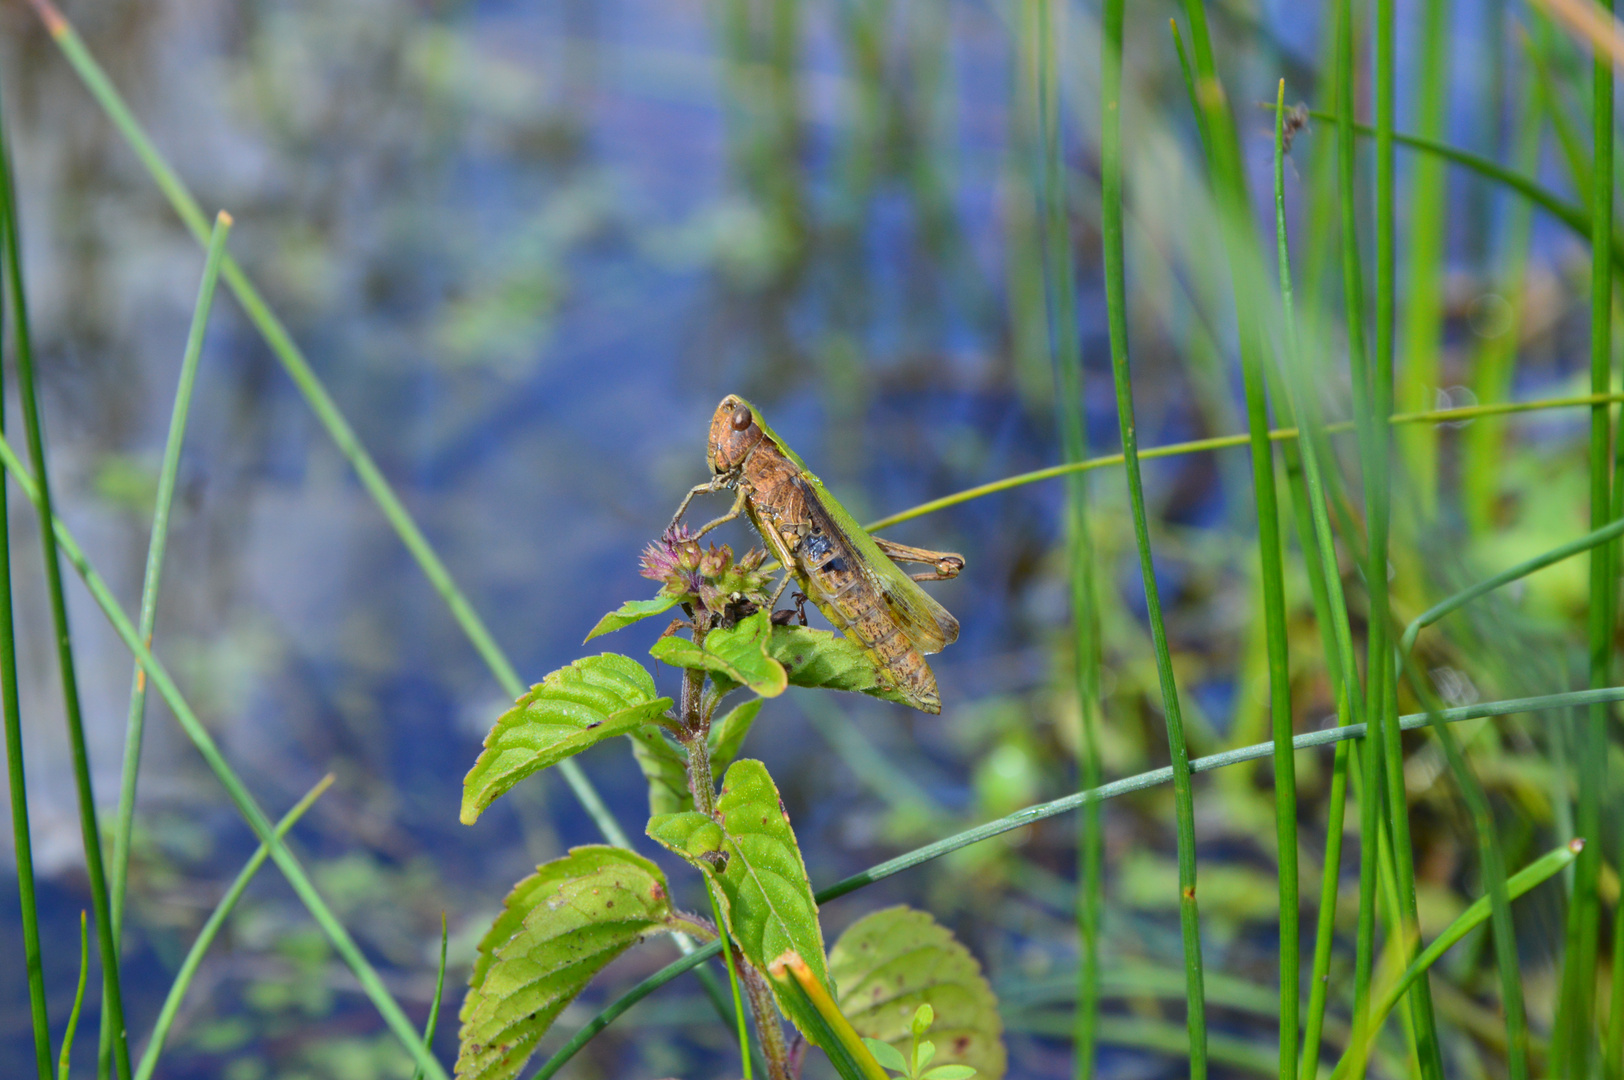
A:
691,483,751,539
872,536,966,582
667,477,725,532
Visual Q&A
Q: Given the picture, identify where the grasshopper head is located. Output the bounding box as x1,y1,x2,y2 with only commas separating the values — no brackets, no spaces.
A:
707,394,764,475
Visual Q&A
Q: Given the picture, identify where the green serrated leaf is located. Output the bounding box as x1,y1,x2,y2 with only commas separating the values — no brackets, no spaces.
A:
709,697,764,774
583,593,682,642
651,611,788,697
767,626,916,707
457,846,677,1080
461,654,672,824
647,759,830,1033
627,727,692,816
864,1037,908,1074
830,906,1006,1080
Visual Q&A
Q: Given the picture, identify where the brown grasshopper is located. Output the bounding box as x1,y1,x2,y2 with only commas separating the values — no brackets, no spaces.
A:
670,395,963,713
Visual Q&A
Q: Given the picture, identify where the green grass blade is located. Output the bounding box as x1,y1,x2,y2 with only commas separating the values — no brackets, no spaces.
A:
1370,0,1443,1068
535,685,1624,1073
0,435,449,1080
0,87,51,1080
1300,740,1350,1078
1333,839,1580,1079
1175,25,1296,1073
1464,58,1542,534
1332,0,1384,1067
1106,9,1205,1075
133,774,333,1080
102,208,232,1076
1397,665,1529,1079
1555,0,1615,1067
0,74,132,1080
708,881,752,1080
1026,1,1104,1073
409,912,449,1080
59,911,89,1080
1395,0,1452,516
24,0,631,854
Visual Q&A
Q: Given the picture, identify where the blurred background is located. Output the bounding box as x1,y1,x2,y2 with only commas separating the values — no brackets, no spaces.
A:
0,0,1610,1076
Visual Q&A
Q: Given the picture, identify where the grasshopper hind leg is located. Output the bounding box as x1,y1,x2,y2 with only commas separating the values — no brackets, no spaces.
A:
872,536,966,582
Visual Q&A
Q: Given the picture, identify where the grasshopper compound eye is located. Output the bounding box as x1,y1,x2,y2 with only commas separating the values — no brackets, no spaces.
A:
730,404,752,430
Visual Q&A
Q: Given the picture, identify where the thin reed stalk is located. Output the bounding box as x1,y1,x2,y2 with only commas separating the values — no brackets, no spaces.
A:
102,209,233,1076
133,775,334,1080
1028,1,1104,1073
1555,0,1614,1066
1104,8,1206,1075
863,391,1624,532
1370,0,1443,1070
1332,0,1384,1066
0,91,52,1080
0,76,131,1080
0,434,449,1080
1176,16,1296,1073
1396,0,1452,514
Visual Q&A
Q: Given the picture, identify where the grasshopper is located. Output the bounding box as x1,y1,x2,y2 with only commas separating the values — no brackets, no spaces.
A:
670,394,963,713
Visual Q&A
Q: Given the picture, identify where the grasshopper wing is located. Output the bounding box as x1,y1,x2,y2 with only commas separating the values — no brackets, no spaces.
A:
798,477,960,654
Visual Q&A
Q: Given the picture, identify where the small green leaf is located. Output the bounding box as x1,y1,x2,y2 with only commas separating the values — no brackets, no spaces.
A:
830,906,1006,1080
651,611,788,697
864,1037,909,1074
583,593,681,642
920,1067,977,1080
710,696,764,773
913,1040,936,1076
461,654,672,824
457,846,678,1080
647,759,830,1033
627,727,692,816
767,626,916,707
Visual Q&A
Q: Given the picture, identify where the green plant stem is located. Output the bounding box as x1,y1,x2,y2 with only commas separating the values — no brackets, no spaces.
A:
1331,840,1581,1080
863,392,1624,532
1029,1,1103,1074
134,774,333,1080
0,77,132,1080
1371,0,1442,1069
60,911,89,1080
534,685,1624,1075
0,91,51,1080
1106,10,1205,1077
410,913,448,1080
100,208,233,1078
0,435,448,1080
24,0,632,854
